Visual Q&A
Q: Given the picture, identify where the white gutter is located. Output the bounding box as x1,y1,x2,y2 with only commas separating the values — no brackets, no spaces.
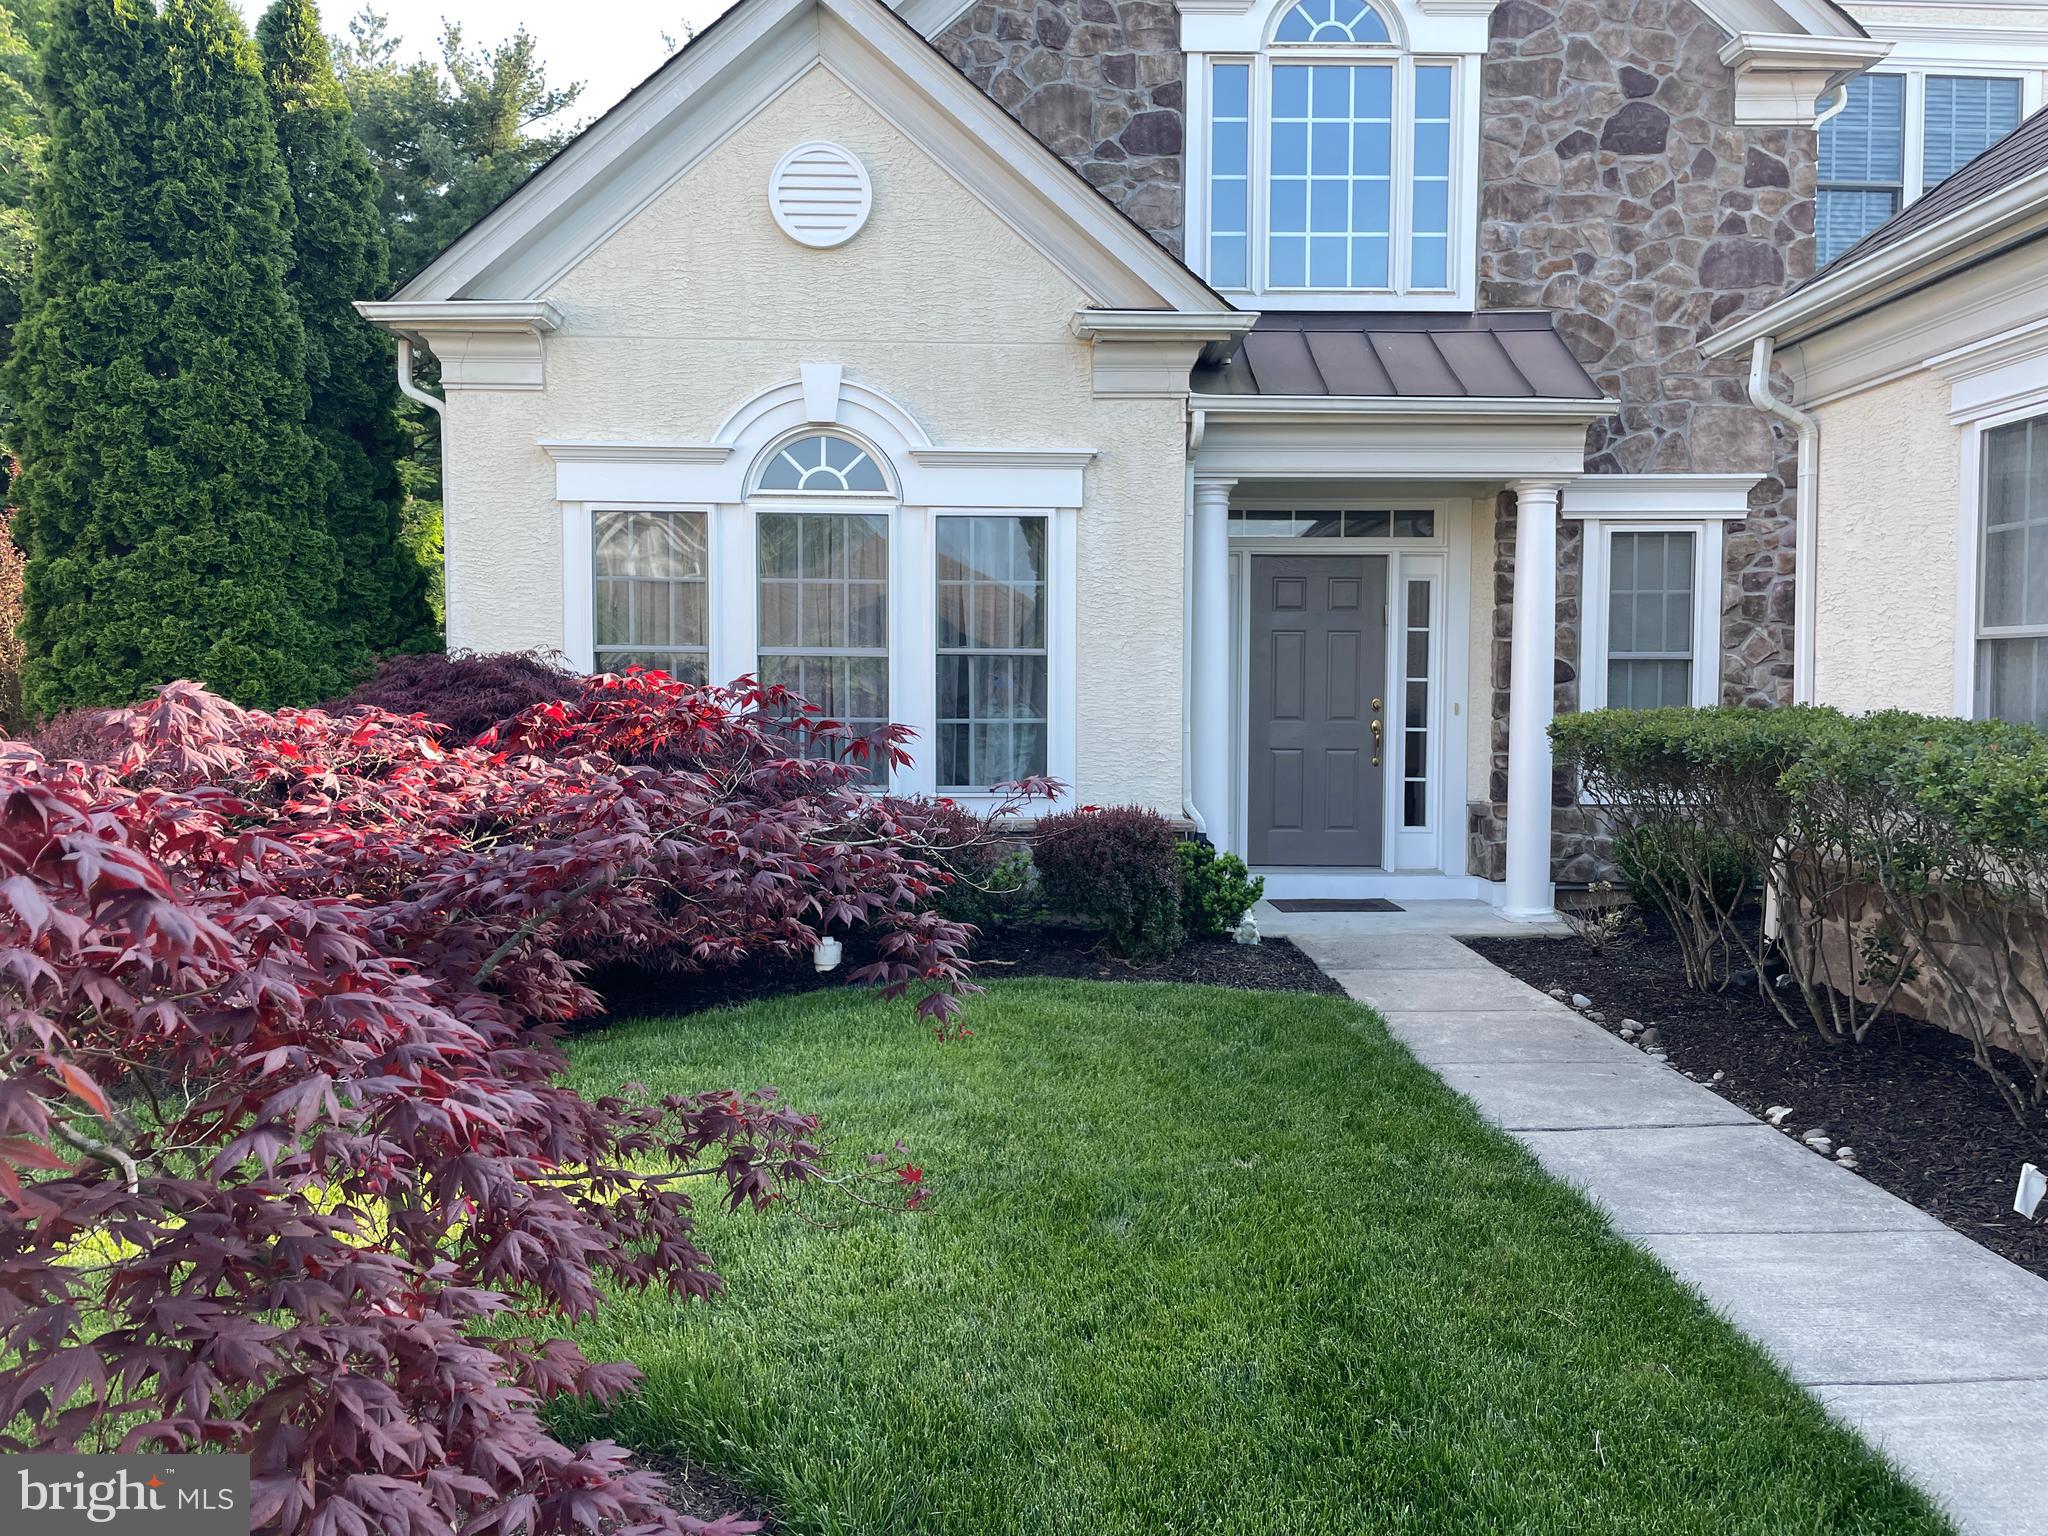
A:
1747,335,1818,704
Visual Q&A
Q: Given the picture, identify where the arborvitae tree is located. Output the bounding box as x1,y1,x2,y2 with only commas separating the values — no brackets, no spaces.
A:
7,0,351,715
259,0,434,656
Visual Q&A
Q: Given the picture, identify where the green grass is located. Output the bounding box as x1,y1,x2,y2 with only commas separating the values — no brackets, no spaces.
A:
557,980,1948,1535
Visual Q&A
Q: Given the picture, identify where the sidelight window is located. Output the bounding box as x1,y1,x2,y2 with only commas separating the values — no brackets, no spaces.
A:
593,509,709,682
936,516,1050,790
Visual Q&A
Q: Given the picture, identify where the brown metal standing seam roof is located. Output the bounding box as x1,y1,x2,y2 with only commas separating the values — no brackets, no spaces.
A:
1191,311,1606,400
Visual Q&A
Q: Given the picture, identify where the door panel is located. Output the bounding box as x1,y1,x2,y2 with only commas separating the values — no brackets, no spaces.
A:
1248,555,1388,867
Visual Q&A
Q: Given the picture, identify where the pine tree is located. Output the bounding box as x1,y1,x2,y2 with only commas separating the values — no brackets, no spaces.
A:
258,0,433,657
6,0,351,715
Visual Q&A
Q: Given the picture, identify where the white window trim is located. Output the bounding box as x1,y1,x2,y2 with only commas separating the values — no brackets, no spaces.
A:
1181,0,1484,310
1946,360,2048,718
1575,518,1725,712
551,373,1085,813
1565,476,1755,714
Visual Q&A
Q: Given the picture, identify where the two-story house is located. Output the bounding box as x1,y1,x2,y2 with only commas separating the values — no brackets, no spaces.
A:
357,0,2048,918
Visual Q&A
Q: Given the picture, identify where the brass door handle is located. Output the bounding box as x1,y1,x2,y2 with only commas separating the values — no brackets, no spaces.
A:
1371,719,1383,745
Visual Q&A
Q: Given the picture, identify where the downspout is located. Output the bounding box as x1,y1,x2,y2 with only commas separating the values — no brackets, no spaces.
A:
1181,406,1208,838
395,337,453,641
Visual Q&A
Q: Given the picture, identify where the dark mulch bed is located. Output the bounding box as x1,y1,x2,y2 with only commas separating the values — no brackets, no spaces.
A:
582,922,1341,1025
1467,923,2048,1280
640,1453,778,1532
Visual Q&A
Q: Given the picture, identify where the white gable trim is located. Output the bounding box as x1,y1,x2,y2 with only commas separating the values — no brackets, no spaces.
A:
394,0,1228,316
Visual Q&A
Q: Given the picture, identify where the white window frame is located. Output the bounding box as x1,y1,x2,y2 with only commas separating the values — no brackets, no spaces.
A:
1182,0,1486,310
547,371,1086,813
1576,520,1723,712
1945,353,2048,719
1566,475,1757,714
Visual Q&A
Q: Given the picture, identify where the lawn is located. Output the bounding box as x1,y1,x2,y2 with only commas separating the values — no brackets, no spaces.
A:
557,980,1948,1535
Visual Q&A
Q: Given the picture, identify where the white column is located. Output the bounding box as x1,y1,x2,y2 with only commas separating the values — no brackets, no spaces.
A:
1504,479,1565,921
1192,478,1235,853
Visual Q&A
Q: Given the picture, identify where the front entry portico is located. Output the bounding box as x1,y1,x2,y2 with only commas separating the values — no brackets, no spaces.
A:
1185,313,1612,918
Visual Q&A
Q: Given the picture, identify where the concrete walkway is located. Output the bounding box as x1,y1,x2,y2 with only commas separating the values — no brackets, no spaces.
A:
1262,901,2048,1536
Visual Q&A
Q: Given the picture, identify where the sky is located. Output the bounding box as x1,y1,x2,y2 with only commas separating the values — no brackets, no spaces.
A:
234,0,743,124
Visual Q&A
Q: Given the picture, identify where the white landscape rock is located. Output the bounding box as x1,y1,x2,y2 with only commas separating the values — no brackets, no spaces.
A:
1803,1130,1835,1155
1765,1105,1794,1127
1571,993,1593,1010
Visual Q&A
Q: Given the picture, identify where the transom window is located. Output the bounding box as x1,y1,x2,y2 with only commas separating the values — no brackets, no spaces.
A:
756,432,889,494
1205,0,1460,299
1976,415,2048,729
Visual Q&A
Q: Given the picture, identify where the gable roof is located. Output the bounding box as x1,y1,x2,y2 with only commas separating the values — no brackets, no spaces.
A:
1193,312,1604,401
390,0,1230,315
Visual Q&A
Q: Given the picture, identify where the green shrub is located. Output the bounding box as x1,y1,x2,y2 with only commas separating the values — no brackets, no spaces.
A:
1612,823,1751,923
1033,806,1183,958
1177,838,1264,939
1553,704,2048,1122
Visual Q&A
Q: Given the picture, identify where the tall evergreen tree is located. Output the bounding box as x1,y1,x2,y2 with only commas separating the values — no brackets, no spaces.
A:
6,0,351,715
259,0,433,656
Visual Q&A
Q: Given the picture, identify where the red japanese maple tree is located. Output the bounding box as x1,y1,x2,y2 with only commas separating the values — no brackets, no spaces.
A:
0,673,1044,1535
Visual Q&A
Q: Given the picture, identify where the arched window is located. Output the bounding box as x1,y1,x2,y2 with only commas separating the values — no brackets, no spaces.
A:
1205,0,1458,298
1272,0,1388,44
755,432,890,494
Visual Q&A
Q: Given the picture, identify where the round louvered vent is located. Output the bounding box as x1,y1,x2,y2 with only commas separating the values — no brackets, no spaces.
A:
767,142,873,249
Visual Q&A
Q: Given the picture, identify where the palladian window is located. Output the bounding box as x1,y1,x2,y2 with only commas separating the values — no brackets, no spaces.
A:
1206,0,1459,298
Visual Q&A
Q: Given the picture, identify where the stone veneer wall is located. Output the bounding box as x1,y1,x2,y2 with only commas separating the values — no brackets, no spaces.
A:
1467,0,1813,882
929,0,1817,885
934,0,1188,254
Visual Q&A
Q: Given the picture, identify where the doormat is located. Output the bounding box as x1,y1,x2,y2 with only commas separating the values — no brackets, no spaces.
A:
1267,899,1404,913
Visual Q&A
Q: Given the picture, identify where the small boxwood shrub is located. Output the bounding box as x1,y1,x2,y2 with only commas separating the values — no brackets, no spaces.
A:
1178,838,1265,939
1033,805,1183,958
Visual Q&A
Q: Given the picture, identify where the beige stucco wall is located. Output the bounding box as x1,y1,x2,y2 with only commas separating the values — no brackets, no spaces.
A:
1809,367,1961,716
439,65,1190,813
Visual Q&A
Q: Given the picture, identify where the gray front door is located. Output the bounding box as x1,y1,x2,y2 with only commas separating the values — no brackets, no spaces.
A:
1248,555,1388,868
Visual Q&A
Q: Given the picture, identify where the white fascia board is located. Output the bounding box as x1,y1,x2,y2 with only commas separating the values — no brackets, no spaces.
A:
1562,472,1763,518
1703,163,2048,360
1192,409,1603,480
355,300,563,334
391,0,1228,316
1716,31,1891,70
893,0,973,33
1692,0,1869,39
393,0,815,300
